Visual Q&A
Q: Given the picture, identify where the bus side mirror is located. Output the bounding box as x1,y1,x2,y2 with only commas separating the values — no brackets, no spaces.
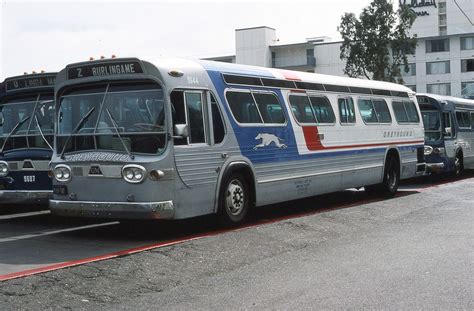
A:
444,127,452,136
0,113,4,127
173,124,189,138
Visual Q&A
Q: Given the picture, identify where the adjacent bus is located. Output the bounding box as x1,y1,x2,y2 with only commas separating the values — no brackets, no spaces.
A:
418,93,474,175
0,73,56,204
49,58,425,224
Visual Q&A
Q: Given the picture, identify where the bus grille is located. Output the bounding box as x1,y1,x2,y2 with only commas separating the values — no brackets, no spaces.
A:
72,166,84,177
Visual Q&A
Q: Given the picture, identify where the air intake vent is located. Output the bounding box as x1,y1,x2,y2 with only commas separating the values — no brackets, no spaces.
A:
72,166,83,177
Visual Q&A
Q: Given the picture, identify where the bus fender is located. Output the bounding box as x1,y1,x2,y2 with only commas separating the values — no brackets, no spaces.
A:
383,146,401,176
213,157,257,214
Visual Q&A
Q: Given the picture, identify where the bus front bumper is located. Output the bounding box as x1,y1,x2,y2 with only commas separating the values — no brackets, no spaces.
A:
49,199,174,220
426,162,445,173
0,190,52,204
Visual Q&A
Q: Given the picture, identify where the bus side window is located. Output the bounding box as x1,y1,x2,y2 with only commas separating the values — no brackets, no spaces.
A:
289,95,316,124
210,93,225,144
338,97,355,124
309,96,335,124
442,112,454,138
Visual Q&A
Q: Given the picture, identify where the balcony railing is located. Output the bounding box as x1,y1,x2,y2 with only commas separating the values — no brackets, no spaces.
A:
272,56,316,68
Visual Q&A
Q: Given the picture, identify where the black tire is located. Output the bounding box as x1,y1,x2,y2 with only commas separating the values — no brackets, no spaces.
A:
217,172,251,226
380,156,400,197
453,152,463,176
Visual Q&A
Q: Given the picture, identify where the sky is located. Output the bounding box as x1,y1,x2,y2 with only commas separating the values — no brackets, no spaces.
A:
1,0,381,80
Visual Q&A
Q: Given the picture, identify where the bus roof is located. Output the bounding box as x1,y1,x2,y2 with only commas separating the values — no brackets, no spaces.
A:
58,57,414,96
417,93,474,107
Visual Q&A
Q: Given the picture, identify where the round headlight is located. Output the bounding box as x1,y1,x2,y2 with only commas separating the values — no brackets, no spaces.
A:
125,170,134,180
55,169,64,179
54,165,72,182
0,161,9,177
122,164,146,183
424,145,433,156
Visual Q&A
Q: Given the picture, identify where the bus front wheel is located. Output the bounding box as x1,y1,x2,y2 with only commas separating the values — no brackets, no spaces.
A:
218,173,250,226
453,152,463,176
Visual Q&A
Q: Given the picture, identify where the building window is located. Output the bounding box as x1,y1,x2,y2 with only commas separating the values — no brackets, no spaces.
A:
438,14,447,26
306,49,316,66
461,82,474,97
461,37,474,50
400,63,416,76
426,39,450,53
271,52,276,68
461,59,474,72
426,61,450,74
439,26,447,36
427,83,451,95
438,1,446,14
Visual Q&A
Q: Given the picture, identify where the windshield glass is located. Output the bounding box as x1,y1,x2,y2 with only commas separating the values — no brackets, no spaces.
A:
422,110,441,142
57,81,166,155
0,94,54,151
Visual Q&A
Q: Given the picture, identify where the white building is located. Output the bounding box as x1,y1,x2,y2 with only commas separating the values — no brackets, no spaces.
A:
205,0,474,98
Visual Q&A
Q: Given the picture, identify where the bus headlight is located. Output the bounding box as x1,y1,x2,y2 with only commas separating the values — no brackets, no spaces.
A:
433,147,445,155
0,161,9,177
424,146,433,156
122,164,146,184
54,165,72,182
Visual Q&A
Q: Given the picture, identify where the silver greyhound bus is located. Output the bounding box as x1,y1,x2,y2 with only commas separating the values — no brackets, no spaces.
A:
50,57,425,224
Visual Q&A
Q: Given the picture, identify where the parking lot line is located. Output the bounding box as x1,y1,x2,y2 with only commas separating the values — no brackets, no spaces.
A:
0,210,50,220
0,221,119,243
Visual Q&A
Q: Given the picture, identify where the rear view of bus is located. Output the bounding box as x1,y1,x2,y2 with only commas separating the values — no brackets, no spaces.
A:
0,73,56,204
50,58,172,219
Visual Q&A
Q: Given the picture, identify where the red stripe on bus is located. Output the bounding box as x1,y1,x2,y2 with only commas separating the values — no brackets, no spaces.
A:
278,70,301,81
302,125,424,151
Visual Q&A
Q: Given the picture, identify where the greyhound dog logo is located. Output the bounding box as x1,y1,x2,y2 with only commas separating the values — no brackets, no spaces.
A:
254,133,287,150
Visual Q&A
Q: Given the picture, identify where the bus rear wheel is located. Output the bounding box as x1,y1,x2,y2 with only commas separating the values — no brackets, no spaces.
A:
218,173,250,226
380,156,400,197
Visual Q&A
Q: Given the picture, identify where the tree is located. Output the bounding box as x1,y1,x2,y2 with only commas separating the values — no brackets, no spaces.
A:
338,0,417,83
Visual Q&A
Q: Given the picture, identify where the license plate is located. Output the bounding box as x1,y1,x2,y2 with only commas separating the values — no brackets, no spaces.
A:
24,175,36,183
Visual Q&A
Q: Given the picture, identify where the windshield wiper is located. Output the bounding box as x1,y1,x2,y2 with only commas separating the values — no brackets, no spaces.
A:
34,115,53,151
106,108,134,160
59,107,96,159
0,116,31,154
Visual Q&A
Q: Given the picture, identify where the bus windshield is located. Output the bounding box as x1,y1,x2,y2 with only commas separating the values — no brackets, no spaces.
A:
421,110,441,142
57,81,166,155
0,94,54,152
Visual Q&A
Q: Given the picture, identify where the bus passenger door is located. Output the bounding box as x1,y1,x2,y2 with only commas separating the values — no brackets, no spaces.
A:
442,112,456,159
171,90,227,216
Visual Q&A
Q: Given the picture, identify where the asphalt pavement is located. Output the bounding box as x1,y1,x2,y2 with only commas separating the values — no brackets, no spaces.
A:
0,176,473,310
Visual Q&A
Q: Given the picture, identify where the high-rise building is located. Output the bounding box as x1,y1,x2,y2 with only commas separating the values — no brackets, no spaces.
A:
205,1,474,98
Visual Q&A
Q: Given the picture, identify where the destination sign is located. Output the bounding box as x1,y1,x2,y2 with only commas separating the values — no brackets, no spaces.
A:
68,61,144,79
5,74,56,92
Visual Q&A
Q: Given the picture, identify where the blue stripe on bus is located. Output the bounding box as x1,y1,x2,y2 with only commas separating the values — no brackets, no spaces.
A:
205,69,422,164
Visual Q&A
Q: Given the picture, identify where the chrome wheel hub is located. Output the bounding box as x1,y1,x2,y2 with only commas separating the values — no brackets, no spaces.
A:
226,179,245,216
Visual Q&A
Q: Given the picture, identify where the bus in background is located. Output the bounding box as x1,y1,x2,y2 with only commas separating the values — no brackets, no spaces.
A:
0,72,56,204
49,58,424,225
418,93,474,175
